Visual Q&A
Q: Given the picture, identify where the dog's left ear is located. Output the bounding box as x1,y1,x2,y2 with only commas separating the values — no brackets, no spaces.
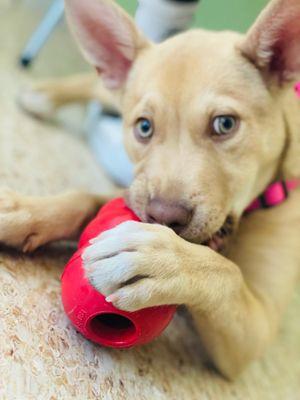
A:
64,0,150,90
240,0,300,81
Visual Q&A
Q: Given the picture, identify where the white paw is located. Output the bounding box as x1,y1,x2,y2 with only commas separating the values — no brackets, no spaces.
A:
82,221,186,311
18,87,55,119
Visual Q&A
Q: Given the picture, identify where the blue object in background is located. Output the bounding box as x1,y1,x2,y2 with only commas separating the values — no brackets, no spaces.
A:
20,0,64,67
85,102,134,188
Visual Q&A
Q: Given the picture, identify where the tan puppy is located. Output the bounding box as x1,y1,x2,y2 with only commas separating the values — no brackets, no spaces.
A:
6,0,300,379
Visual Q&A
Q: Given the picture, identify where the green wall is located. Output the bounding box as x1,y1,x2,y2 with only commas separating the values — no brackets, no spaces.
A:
117,0,269,33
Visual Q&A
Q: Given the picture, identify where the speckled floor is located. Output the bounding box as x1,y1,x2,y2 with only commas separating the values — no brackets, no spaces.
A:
0,1,300,399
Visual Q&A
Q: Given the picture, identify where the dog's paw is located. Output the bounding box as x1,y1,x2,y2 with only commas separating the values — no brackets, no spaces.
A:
0,188,20,212
82,221,189,312
0,189,45,252
17,85,55,119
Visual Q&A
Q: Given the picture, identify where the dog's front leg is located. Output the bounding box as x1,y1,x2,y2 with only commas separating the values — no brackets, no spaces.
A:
83,220,297,379
18,73,120,119
0,189,118,252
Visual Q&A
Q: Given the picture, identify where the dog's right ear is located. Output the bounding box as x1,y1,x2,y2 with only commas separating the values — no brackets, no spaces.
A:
64,0,150,90
239,0,300,178
239,0,300,82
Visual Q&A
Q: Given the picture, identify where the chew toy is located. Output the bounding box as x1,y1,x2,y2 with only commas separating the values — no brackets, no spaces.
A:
61,198,176,348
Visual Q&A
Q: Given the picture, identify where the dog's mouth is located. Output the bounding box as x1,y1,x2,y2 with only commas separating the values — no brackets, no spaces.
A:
203,215,236,252
125,190,236,252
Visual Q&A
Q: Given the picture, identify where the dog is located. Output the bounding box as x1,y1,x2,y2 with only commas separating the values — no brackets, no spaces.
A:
4,0,300,379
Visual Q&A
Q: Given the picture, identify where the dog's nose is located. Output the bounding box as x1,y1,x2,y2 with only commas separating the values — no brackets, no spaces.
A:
146,198,192,233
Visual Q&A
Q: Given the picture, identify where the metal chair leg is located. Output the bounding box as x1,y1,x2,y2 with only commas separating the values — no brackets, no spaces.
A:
19,0,64,68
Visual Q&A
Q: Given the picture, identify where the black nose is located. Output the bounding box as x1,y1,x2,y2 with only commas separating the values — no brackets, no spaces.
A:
146,198,193,233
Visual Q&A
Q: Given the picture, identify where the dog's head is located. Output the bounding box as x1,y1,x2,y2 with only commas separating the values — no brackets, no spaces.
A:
65,0,300,248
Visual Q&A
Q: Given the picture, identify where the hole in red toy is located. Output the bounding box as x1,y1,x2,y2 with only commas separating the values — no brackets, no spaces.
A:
89,313,137,345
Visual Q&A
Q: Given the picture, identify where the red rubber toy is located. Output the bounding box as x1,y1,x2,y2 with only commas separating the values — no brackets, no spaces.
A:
61,198,176,348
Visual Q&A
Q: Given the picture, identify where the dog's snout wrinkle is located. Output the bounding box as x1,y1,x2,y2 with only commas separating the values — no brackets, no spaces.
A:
146,198,193,234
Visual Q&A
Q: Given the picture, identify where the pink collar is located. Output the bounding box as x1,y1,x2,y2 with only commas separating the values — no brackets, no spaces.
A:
245,84,300,213
245,82,300,214
245,179,300,214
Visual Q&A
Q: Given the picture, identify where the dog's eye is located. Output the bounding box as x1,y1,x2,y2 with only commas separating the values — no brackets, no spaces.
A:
212,116,238,138
134,118,154,141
